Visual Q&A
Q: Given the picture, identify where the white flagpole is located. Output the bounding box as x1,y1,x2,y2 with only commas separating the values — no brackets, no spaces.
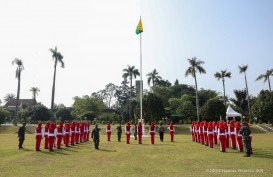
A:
140,32,143,121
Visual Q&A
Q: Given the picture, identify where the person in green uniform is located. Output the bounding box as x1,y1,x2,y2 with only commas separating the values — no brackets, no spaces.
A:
239,122,251,157
116,122,122,142
91,124,101,150
18,122,26,150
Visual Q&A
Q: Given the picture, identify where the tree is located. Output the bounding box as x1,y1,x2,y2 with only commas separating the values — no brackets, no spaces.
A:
174,79,179,85
157,79,172,87
200,97,226,121
0,107,10,125
239,65,251,118
230,89,249,116
198,89,218,107
56,107,72,121
101,83,117,108
252,90,273,124
256,69,273,91
122,65,140,120
72,96,104,121
146,69,162,87
12,58,24,125
3,93,15,103
33,105,51,122
49,46,64,120
30,87,40,100
185,57,206,121
214,70,231,107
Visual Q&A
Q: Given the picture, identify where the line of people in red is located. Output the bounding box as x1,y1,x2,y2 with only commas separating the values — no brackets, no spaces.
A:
190,120,253,153
35,121,90,151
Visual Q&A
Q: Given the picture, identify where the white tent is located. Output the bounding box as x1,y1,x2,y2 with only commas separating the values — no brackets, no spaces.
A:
226,105,242,118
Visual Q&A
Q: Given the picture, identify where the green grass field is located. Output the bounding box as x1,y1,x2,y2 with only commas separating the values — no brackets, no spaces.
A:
0,125,272,177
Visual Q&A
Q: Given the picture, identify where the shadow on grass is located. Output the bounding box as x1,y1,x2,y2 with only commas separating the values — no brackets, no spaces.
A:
21,148,32,152
98,149,117,152
252,151,273,159
39,150,69,155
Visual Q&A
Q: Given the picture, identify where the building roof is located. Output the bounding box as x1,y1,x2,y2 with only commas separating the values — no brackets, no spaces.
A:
5,99,37,108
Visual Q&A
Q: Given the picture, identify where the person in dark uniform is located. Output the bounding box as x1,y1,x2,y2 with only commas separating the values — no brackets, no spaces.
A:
18,122,26,150
158,122,165,142
239,122,251,157
133,123,137,140
116,122,122,142
91,124,101,150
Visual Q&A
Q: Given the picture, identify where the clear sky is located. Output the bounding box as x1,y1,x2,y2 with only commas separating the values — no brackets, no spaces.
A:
0,0,272,108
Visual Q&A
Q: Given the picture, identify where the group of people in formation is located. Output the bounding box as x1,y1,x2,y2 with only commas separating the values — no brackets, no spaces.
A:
190,120,253,157
34,120,175,151
35,121,91,151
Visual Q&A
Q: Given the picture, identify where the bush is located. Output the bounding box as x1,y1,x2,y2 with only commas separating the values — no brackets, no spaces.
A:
258,119,262,124
249,119,253,124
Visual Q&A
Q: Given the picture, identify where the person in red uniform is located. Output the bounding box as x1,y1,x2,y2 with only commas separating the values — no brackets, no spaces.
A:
70,122,76,146
35,121,44,151
244,122,253,154
235,121,243,152
56,121,64,149
199,121,204,144
149,122,156,144
44,121,50,149
203,121,208,146
218,122,227,152
207,121,214,148
195,122,200,143
64,122,71,147
48,122,56,152
75,122,80,144
191,121,195,141
137,121,143,144
213,121,218,144
80,122,84,143
169,121,175,142
223,122,229,148
83,122,88,142
106,122,112,141
229,120,236,149
125,122,131,144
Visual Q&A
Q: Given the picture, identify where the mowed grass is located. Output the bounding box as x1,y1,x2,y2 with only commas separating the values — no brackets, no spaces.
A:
0,125,272,177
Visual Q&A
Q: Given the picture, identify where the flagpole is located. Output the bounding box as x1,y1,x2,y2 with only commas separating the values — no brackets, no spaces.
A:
140,32,143,121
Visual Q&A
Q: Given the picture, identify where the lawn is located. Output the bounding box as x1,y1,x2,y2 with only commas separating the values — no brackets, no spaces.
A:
0,125,272,177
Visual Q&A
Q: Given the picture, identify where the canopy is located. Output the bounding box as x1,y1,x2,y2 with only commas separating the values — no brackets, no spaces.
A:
226,105,242,117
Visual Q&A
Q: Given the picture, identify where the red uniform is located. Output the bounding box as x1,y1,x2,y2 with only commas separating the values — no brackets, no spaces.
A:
199,122,204,144
48,123,56,152
83,122,88,142
218,122,226,152
56,121,64,149
106,123,112,141
64,123,71,147
195,122,200,143
70,122,76,146
75,122,80,144
80,123,84,143
169,122,174,142
137,121,143,144
149,122,156,144
87,122,90,141
213,122,218,144
125,122,131,144
35,122,43,151
229,120,236,149
203,121,208,146
224,122,229,148
207,122,214,148
44,121,50,149
235,122,243,152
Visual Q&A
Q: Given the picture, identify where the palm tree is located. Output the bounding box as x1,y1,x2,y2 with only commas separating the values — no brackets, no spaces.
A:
122,65,140,120
256,69,273,91
239,65,251,118
230,89,248,115
30,87,40,100
49,46,64,120
146,69,162,87
12,58,24,125
185,57,206,122
214,70,231,107
3,93,15,103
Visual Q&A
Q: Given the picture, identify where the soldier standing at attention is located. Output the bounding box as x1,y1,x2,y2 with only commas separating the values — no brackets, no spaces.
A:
116,122,122,142
158,122,165,142
18,122,26,150
91,124,101,150
239,122,251,157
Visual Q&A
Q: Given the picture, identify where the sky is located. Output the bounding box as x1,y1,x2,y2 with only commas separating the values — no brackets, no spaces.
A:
0,0,273,108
